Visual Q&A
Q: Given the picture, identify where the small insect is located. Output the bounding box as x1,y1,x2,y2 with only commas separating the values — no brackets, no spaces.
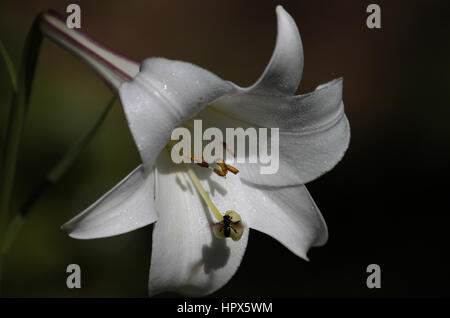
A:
212,210,244,241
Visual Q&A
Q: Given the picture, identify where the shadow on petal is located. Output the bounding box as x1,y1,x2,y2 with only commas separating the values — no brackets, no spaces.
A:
188,191,231,278
195,165,228,197
202,236,230,274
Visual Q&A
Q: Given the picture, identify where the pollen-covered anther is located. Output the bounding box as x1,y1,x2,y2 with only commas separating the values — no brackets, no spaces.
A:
217,162,228,175
197,162,209,168
224,163,239,175
216,161,239,175
212,210,244,241
213,168,227,178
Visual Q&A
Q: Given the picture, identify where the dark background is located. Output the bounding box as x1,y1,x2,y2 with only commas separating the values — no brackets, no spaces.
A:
0,0,449,297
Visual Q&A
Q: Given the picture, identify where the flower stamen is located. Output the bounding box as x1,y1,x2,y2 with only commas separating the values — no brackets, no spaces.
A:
215,161,239,176
167,143,244,241
224,162,239,175
187,154,239,179
216,162,228,175
184,164,223,222
213,168,227,178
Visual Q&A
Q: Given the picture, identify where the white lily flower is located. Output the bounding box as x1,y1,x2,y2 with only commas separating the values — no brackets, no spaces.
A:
42,6,349,296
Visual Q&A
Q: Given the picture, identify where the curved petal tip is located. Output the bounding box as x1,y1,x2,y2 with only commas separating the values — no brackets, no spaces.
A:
249,5,303,96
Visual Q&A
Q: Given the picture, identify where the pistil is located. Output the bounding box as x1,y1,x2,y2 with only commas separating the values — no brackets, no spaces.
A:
166,140,243,240
184,164,223,222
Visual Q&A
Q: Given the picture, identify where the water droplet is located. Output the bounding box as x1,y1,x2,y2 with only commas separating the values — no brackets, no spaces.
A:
163,84,167,90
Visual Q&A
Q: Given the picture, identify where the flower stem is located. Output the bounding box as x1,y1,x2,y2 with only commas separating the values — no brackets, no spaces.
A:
0,40,17,91
0,17,42,296
40,11,139,91
0,93,21,236
0,17,42,244
0,97,115,256
0,255,3,296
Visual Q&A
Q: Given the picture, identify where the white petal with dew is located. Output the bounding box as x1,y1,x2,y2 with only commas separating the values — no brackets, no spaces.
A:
119,58,233,172
239,181,327,260
246,5,303,96
62,165,157,239
207,78,349,186
148,151,248,296
193,165,327,260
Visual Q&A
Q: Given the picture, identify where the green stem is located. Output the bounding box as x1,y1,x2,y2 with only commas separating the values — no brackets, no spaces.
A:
0,17,42,242
0,255,3,295
0,91,23,239
46,97,116,184
0,40,17,91
0,97,115,255
0,214,24,255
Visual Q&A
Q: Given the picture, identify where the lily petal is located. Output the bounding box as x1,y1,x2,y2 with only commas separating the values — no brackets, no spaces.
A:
193,165,327,260
149,151,248,296
246,5,303,96
62,165,157,239
239,182,327,260
119,58,233,172
40,10,140,91
199,78,349,186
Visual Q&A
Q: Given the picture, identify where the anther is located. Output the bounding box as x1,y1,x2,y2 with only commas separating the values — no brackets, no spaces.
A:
216,162,228,175
224,163,239,175
213,168,227,178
